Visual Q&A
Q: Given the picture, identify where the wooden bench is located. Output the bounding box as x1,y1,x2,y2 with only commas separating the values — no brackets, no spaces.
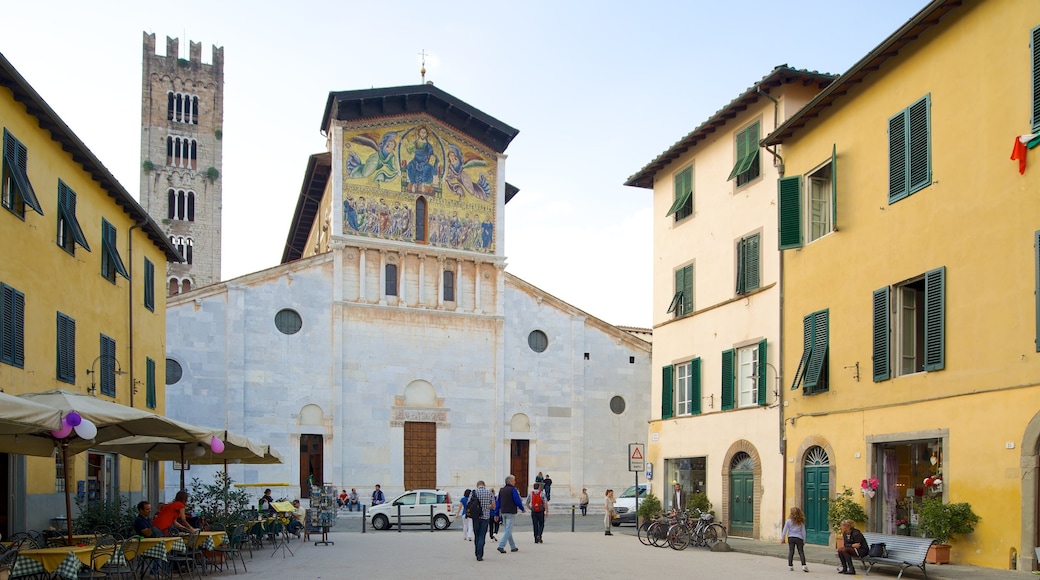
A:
859,532,936,579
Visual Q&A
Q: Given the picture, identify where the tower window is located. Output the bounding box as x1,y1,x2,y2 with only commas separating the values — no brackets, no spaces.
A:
166,136,198,169
385,264,398,296
167,91,199,124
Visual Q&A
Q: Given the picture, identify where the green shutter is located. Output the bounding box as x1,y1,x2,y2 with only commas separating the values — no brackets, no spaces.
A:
721,349,734,410
57,313,76,384
757,339,768,405
888,110,908,202
907,95,931,194
100,334,116,397
1,285,25,368
872,287,891,382
144,258,155,311
667,166,694,217
58,181,90,251
1032,25,1040,132
146,358,156,409
1035,230,1040,352
804,311,829,391
778,176,803,249
2,130,43,216
923,266,945,371
661,365,674,419
745,234,760,292
791,313,813,390
682,265,693,315
102,219,130,281
735,238,745,294
831,144,838,229
727,127,749,181
690,358,702,415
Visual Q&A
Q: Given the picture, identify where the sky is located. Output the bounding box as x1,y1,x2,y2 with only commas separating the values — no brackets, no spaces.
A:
1,1,929,328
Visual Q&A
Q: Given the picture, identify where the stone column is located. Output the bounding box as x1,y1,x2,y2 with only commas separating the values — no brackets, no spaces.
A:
378,250,387,306
437,257,445,308
358,247,367,302
474,260,482,314
418,254,426,307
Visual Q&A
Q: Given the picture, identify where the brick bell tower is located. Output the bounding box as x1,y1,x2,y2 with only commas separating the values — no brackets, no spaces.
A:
139,32,223,295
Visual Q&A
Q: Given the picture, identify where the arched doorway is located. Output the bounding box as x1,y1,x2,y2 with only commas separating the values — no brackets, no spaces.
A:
803,446,830,545
729,452,755,535
299,404,325,498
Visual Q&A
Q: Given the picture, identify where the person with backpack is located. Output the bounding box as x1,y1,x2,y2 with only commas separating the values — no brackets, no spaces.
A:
525,482,548,543
469,480,496,561
455,489,474,541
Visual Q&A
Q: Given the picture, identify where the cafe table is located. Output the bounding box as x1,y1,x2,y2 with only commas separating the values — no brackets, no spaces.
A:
192,531,226,551
135,536,188,563
51,533,98,546
12,545,93,580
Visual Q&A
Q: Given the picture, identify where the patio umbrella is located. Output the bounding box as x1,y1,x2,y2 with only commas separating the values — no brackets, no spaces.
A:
0,391,64,435
0,390,213,545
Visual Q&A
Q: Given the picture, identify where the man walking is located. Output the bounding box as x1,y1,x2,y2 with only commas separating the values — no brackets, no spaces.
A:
525,482,548,543
496,475,525,553
471,480,496,561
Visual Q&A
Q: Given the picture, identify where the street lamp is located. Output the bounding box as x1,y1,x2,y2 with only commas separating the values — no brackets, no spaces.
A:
85,355,125,396
750,362,784,454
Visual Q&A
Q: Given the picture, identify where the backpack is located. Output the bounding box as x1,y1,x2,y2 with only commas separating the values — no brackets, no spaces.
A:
868,542,887,558
531,491,544,513
466,493,483,519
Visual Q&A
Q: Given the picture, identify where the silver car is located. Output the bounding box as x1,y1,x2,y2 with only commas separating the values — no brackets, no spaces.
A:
368,489,456,530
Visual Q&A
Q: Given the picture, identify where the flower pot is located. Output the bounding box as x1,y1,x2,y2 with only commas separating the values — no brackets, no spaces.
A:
927,543,951,564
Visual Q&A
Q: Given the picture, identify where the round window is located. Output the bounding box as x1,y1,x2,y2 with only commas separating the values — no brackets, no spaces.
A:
610,396,626,415
528,330,548,353
275,309,303,335
166,359,183,385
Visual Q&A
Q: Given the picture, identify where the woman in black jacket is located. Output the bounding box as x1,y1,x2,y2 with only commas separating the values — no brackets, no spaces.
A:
836,519,869,575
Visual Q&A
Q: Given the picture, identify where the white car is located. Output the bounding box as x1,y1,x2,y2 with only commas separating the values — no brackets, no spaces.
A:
612,483,648,526
368,489,455,530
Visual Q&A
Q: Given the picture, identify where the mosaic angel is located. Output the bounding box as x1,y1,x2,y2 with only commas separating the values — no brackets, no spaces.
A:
345,132,399,182
444,144,491,201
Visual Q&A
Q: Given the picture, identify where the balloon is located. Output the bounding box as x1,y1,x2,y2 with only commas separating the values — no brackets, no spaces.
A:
74,419,97,440
65,412,82,427
51,423,73,439
211,437,225,454
193,445,207,457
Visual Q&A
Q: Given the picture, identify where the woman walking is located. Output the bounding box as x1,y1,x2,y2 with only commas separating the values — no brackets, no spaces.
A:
603,489,615,536
455,489,474,541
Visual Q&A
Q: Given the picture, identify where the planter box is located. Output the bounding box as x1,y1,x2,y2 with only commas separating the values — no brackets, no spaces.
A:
926,543,951,564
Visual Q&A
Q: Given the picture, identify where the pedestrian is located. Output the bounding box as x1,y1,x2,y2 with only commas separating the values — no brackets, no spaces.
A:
603,489,615,536
525,482,548,543
542,473,553,501
456,489,474,541
836,519,868,575
470,480,496,561
496,474,525,553
535,471,544,485
337,489,347,507
671,482,687,513
780,506,809,572
372,484,386,506
488,489,500,540
579,487,589,516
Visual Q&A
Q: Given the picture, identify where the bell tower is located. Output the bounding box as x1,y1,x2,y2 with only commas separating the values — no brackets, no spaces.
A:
139,32,223,295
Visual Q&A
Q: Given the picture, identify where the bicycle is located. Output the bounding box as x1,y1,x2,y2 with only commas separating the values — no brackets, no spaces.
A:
667,509,727,550
639,513,677,547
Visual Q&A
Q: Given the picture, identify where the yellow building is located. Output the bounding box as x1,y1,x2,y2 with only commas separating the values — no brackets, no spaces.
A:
625,67,832,539
0,51,180,535
765,0,1040,569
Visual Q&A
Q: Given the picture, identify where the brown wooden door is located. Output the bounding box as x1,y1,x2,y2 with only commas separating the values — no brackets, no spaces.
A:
404,422,436,490
510,440,529,496
299,434,323,498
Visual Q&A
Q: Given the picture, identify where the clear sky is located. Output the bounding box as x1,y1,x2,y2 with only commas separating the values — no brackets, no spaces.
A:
1,1,929,328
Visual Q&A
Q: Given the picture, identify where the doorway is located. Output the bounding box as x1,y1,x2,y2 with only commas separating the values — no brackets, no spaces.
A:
404,422,436,490
299,435,323,498
729,452,755,536
803,446,831,545
86,453,116,504
510,440,529,496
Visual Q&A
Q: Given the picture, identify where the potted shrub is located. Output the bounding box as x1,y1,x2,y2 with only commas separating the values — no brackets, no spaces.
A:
687,491,713,515
636,492,662,526
917,498,980,564
827,486,868,546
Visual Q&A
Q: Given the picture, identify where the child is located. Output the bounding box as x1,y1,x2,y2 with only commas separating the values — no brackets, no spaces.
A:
780,506,809,572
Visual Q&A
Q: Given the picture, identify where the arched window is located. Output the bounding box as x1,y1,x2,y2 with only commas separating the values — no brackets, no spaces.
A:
165,136,198,168
189,140,197,169
385,264,398,296
175,237,185,261
443,270,455,302
415,197,427,242
177,190,185,220
167,92,175,122
187,191,195,221
191,96,199,124
167,189,175,219
166,136,173,165
182,279,192,292
185,238,194,265
168,278,179,296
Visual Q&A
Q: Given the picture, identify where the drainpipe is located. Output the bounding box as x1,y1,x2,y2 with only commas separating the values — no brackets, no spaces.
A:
756,86,785,177
127,218,148,408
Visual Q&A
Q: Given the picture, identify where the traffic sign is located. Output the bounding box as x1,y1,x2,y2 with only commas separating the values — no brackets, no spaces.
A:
628,443,645,472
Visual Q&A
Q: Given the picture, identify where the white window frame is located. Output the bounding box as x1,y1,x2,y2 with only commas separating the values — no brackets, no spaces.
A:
806,159,833,243
894,278,926,377
736,345,758,408
675,361,692,416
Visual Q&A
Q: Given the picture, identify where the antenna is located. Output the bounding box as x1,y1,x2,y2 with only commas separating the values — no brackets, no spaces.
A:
419,49,427,83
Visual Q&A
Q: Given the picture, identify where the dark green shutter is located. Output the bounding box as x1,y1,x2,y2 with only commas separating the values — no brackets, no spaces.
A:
690,358,702,415
872,287,891,382
146,358,156,409
735,238,745,294
144,258,155,311
923,266,945,371
757,339,768,405
1032,25,1040,131
721,349,734,410
667,166,694,218
100,334,116,397
1,285,25,368
728,127,749,181
1035,230,1040,352
745,234,760,292
682,265,693,315
831,144,838,229
57,313,75,384
58,181,90,251
102,219,130,281
907,95,931,193
661,365,674,419
791,313,813,390
2,129,43,216
888,110,908,202
778,176,803,249
804,311,829,391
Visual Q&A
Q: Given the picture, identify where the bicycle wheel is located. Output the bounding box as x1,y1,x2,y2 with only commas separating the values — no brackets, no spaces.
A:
668,524,691,551
649,522,669,547
703,523,727,548
637,520,652,546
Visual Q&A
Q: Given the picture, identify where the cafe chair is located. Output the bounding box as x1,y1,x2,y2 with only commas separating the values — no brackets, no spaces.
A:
99,536,139,580
0,547,19,579
78,535,118,580
166,530,201,580
212,524,247,575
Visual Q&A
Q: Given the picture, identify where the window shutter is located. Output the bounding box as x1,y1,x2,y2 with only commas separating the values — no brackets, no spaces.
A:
1033,25,1040,131
907,95,931,193
683,265,693,314
1035,230,1040,352
791,313,813,390
745,234,760,292
778,176,803,249
667,167,693,217
888,110,908,202
831,144,838,229
690,358,702,415
721,349,734,410
11,288,24,368
146,358,156,409
735,238,746,294
727,127,750,181
923,266,945,371
144,259,155,311
100,334,116,397
58,183,90,251
804,311,829,390
872,287,891,382
757,339,768,405
661,365,674,419
0,285,12,365
57,313,75,383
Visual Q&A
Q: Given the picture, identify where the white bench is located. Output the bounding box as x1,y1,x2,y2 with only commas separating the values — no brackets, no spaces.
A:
859,532,936,579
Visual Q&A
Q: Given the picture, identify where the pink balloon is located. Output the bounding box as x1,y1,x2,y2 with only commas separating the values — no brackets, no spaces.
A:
51,422,73,439
65,412,82,427
211,436,225,454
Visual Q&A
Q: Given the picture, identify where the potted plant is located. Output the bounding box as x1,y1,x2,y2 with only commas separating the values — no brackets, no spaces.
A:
687,491,713,515
917,498,979,564
827,486,868,546
636,491,662,526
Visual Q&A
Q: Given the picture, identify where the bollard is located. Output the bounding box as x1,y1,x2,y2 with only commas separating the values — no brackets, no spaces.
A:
430,505,434,532
397,503,402,532
571,504,576,532
362,505,367,533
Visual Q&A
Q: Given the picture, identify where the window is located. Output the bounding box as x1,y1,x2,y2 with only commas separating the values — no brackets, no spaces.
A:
275,309,303,335
1,283,25,368
872,267,945,381
167,189,197,221
443,270,455,302
166,358,183,385
187,191,195,221
728,121,761,186
674,359,701,416
57,312,75,384
167,92,199,124
99,334,116,397
735,233,760,295
667,264,694,317
528,330,548,353
385,264,398,296
185,238,193,265
55,453,65,493
722,340,768,409
610,396,626,415
57,181,90,254
144,258,155,312
791,310,829,394
2,129,43,219
145,357,156,409
101,219,130,283
888,95,931,203
415,197,427,242
808,149,835,242
778,145,838,250
166,136,198,169
666,165,693,221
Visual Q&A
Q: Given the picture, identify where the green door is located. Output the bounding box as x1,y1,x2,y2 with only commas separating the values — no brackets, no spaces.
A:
803,446,831,545
729,452,755,536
